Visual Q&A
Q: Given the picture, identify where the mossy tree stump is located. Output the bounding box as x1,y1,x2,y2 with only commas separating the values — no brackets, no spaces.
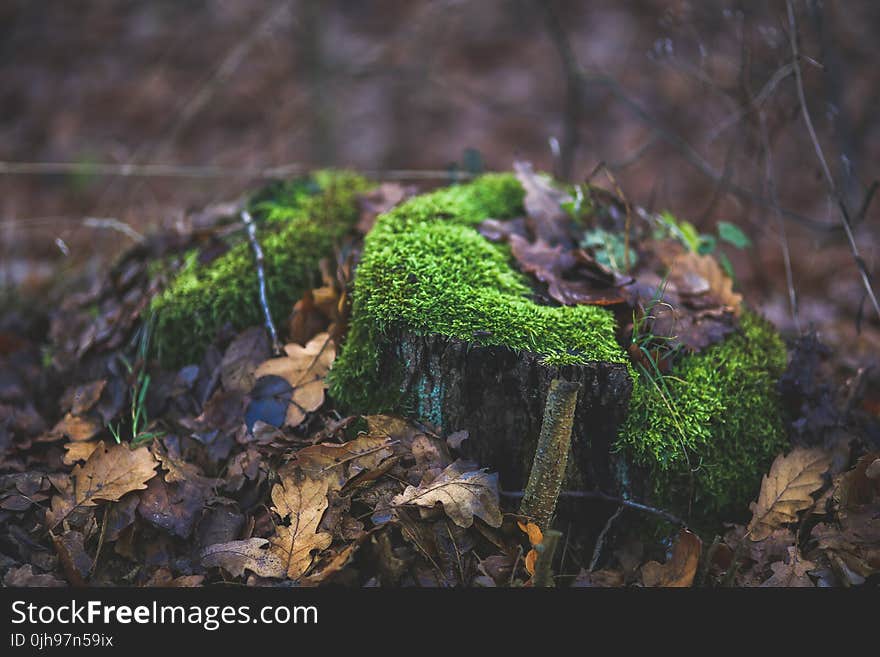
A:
150,170,787,523
377,329,632,494
328,173,788,522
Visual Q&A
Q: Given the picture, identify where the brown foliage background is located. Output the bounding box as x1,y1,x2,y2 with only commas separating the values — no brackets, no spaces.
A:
1,0,878,365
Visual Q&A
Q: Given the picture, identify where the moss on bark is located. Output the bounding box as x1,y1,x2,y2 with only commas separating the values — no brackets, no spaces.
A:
328,173,789,520
150,170,371,367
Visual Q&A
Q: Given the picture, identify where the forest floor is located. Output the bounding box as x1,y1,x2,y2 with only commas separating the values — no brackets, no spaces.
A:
1,166,878,589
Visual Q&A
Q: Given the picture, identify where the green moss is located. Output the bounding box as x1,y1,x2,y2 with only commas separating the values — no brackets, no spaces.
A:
327,173,626,412
329,172,788,522
617,311,788,519
150,170,371,366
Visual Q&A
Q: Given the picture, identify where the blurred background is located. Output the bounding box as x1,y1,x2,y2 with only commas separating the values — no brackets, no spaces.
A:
1,0,878,372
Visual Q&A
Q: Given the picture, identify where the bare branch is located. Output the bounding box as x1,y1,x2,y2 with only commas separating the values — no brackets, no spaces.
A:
786,0,880,322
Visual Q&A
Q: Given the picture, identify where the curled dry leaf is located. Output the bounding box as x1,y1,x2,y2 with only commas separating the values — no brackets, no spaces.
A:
252,332,336,428
518,520,543,577
668,252,742,314
640,529,702,587
48,442,158,529
391,459,502,528
747,448,832,542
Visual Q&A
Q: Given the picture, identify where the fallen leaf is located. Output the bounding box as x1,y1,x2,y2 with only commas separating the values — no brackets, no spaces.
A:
835,452,880,510
514,160,574,247
356,182,413,234
220,327,270,393
572,568,625,587
291,435,394,491
202,466,332,580
48,442,158,529
63,441,99,465
252,332,335,428
245,375,292,431
3,564,66,587
524,548,538,577
392,459,502,528
811,505,880,583
509,235,626,306
518,520,543,547
640,529,702,587
60,380,106,416
758,547,815,587
748,448,831,541
137,476,208,539
48,412,102,442
52,530,91,587
144,568,205,587
668,251,742,314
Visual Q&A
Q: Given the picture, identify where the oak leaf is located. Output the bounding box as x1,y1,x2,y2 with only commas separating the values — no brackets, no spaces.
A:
391,459,502,528
758,547,815,587
48,442,158,529
747,448,831,541
202,466,332,580
252,332,335,428
291,435,394,491
640,528,702,587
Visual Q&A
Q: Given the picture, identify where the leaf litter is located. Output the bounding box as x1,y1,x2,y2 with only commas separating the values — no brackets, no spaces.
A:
1,169,878,589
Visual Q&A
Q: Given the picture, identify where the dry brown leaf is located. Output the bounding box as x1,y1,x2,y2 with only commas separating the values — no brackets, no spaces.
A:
62,440,99,465
668,252,742,315
758,547,815,587
391,459,502,528
572,568,626,587
253,332,335,428
748,448,832,541
48,442,158,529
60,379,106,416
811,505,880,582
3,564,66,587
220,326,270,393
834,452,880,510
513,160,574,247
49,412,102,442
291,435,394,491
202,466,332,580
640,529,702,587
356,182,413,234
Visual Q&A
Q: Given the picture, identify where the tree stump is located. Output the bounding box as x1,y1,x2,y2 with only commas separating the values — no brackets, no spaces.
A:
375,328,633,493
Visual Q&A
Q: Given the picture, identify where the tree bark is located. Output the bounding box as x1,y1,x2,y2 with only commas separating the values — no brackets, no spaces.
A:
374,328,633,493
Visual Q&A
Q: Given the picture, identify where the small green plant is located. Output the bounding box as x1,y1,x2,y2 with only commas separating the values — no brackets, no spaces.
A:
108,319,164,447
657,212,752,278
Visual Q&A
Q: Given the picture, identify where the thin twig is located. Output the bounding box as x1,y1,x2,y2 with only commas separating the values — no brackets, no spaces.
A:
501,489,685,527
539,0,583,180
589,504,624,572
758,107,800,332
241,210,282,355
786,0,880,322
0,160,477,182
